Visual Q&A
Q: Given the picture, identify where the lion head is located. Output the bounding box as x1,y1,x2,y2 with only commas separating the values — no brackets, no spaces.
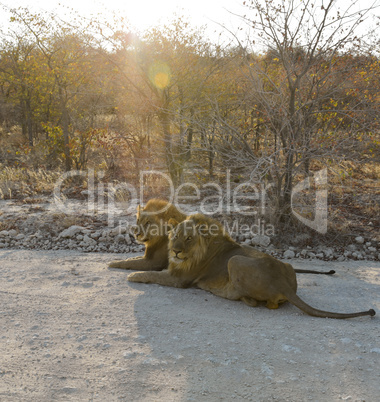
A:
168,214,235,274
134,199,186,245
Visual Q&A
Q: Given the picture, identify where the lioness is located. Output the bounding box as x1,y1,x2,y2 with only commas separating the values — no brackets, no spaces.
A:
128,214,375,319
108,199,186,271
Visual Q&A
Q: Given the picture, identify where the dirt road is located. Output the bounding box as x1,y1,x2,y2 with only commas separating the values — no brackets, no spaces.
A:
0,249,379,401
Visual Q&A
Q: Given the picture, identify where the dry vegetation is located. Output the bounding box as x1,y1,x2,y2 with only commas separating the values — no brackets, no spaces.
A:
0,1,379,249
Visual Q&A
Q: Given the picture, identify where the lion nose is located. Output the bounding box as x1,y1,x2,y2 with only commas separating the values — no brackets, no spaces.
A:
172,248,181,257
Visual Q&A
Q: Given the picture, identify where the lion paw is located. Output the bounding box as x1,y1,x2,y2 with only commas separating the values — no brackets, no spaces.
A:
127,272,146,282
108,260,122,268
266,301,279,309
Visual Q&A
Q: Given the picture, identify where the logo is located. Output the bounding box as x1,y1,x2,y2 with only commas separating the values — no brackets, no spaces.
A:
291,169,328,234
53,168,328,235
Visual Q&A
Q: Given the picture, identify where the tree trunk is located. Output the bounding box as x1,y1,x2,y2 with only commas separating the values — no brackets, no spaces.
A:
185,110,194,162
59,88,71,171
26,99,33,147
159,110,182,187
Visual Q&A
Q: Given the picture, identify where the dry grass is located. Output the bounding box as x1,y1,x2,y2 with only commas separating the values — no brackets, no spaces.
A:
327,161,380,241
0,165,60,200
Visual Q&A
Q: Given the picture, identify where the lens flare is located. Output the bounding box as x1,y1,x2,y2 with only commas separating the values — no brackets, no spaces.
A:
148,61,171,89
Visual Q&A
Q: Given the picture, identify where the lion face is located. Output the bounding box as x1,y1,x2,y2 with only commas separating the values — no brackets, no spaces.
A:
134,212,155,243
168,219,216,265
134,208,172,243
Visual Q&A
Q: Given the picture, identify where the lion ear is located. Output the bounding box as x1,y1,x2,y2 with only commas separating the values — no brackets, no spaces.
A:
168,218,179,227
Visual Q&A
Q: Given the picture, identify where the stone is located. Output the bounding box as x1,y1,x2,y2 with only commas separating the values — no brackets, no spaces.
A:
109,228,120,237
283,250,295,259
125,234,132,245
323,248,334,258
59,225,86,238
118,226,127,234
355,236,365,244
251,235,271,247
101,229,111,238
115,234,125,243
82,235,96,246
300,249,308,257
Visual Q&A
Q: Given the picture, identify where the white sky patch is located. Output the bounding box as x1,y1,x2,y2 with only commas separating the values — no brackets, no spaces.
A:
1,0,379,45
0,0,245,40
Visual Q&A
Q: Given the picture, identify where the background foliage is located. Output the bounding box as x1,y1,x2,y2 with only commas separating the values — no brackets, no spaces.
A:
0,1,379,238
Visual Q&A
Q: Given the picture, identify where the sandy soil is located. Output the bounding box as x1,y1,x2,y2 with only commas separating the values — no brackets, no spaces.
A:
0,249,379,401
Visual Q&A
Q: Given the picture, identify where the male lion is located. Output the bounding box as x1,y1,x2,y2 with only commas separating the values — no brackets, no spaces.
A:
128,214,375,319
108,199,186,271
109,199,334,275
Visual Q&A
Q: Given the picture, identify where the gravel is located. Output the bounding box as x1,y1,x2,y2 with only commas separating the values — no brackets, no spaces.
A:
0,199,378,261
0,249,379,401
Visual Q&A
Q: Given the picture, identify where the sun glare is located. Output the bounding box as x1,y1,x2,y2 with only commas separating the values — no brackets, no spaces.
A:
148,61,171,90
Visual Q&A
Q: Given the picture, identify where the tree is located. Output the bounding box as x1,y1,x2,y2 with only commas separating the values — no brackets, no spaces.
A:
92,15,223,185
227,0,380,225
3,7,105,171
0,31,44,147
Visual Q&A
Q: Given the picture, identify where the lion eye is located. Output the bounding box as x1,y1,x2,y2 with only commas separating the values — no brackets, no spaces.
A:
186,236,192,241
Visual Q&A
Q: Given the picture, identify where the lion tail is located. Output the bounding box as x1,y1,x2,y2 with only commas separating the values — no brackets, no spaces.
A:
285,291,375,319
294,269,335,275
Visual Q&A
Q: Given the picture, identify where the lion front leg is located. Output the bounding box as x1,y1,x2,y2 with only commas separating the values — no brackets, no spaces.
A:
108,256,165,271
108,255,143,269
127,270,189,288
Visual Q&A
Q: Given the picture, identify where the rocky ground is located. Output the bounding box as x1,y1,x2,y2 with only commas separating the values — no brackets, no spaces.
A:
0,198,379,262
0,249,379,401
0,195,379,401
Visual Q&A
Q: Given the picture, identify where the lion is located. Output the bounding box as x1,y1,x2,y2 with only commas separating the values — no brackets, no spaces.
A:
128,214,375,319
109,199,334,275
108,199,186,271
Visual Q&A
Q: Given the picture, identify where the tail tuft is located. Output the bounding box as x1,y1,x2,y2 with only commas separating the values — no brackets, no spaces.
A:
327,270,335,275
369,309,376,317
